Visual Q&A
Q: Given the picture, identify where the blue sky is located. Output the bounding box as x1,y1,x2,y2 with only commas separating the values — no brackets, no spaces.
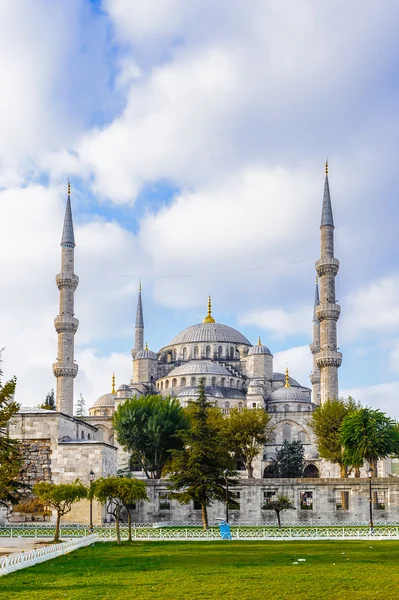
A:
1,0,399,416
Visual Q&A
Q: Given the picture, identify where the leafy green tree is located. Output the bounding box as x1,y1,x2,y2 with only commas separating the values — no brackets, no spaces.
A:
0,352,22,508
223,408,271,478
339,408,399,475
267,440,305,478
91,476,148,544
75,393,86,417
113,395,189,479
310,397,360,478
33,480,87,542
39,389,55,410
262,494,296,527
166,380,236,530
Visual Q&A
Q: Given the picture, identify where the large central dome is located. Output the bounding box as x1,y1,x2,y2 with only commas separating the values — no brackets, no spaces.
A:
166,322,251,347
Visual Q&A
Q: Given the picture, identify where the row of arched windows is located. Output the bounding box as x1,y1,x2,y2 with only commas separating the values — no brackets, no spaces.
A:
281,424,307,444
270,404,311,413
157,377,245,390
170,345,239,361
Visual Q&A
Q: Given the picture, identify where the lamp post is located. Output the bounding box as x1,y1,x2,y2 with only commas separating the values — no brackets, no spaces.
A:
367,467,374,533
89,470,95,533
223,469,230,524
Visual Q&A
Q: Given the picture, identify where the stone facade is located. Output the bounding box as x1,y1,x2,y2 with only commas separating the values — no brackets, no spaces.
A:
19,439,52,485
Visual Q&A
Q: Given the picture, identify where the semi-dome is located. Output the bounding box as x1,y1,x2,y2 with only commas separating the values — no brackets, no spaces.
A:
270,386,310,403
248,338,272,356
166,322,251,347
165,360,232,378
273,372,300,387
92,393,116,408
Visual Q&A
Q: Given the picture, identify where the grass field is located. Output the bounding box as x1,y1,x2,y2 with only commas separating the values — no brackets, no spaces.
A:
2,540,399,600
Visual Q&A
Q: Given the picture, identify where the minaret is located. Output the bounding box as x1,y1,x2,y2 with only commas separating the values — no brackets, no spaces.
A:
52,181,79,415
132,282,144,358
315,161,342,403
309,277,321,405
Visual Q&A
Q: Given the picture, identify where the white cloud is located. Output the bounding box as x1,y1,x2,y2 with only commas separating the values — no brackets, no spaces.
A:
341,382,399,420
273,345,311,389
240,306,311,341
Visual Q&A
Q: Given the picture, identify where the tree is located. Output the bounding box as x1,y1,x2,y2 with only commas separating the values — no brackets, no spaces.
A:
310,397,360,478
113,395,189,479
33,480,87,542
91,476,148,544
75,393,86,417
339,408,399,475
262,494,296,527
223,408,271,478
267,440,305,478
166,380,236,530
39,389,55,410
0,351,22,508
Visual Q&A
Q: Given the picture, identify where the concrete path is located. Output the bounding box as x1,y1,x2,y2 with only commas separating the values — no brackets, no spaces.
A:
0,537,54,556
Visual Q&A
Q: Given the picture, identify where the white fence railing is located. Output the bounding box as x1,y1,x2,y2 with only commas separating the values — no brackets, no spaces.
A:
0,534,97,577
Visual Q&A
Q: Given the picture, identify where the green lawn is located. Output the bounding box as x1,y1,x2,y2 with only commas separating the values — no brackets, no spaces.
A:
1,541,399,600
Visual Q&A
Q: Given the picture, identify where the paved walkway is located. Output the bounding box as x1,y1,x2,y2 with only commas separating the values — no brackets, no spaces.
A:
0,537,53,556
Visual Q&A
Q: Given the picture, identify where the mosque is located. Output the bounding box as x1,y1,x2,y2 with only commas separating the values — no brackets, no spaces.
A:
50,163,341,479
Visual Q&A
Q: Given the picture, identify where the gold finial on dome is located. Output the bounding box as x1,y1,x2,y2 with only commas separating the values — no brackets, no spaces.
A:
258,336,262,346
285,367,290,388
111,373,116,394
203,295,215,323
67,179,71,197
145,341,149,350
325,158,328,176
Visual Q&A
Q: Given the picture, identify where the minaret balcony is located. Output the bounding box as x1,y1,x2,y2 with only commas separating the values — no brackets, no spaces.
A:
310,371,321,385
315,257,339,278
52,362,79,378
309,342,320,354
316,303,341,322
56,273,79,290
54,316,79,334
315,351,342,369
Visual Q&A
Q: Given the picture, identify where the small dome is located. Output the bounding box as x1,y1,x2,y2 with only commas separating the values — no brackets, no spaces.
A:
248,341,272,355
165,360,232,378
92,393,116,408
135,348,158,360
118,384,130,391
270,386,310,403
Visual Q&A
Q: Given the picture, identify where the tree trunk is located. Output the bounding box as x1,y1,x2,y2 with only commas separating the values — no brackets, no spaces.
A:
127,511,132,542
54,513,61,543
247,462,254,478
354,466,360,478
115,515,121,545
276,510,281,527
371,458,378,476
201,504,208,530
340,463,348,478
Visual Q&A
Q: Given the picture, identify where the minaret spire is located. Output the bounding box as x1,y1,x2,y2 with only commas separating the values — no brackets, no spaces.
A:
132,282,144,358
52,181,79,415
314,162,342,403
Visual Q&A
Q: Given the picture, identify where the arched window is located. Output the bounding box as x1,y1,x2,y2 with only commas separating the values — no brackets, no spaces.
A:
172,378,177,387
284,404,290,412
221,377,225,386
183,347,187,360
225,401,230,409
103,410,108,416
81,431,85,439
206,345,211,359
218,346,223,358
211,377,216,386
191,377,196,387
165,380,169,389
237,381,240,389
181,377,186,387
88,433,91,440
298,405,302,411
230,378,234,388
298,431,306,443
161,381,164,390
238,402,243,409
242,381,245,389
272,405,276,412
303,463,319,478
282,424,291,442
173,349,177,361
230,346,234,358
194,346,199,359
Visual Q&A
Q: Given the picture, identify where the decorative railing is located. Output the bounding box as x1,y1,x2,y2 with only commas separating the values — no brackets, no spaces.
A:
0,534,97,577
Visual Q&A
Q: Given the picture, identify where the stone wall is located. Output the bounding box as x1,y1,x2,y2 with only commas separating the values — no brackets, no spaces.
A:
19,439,52,485
121,478,399,525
